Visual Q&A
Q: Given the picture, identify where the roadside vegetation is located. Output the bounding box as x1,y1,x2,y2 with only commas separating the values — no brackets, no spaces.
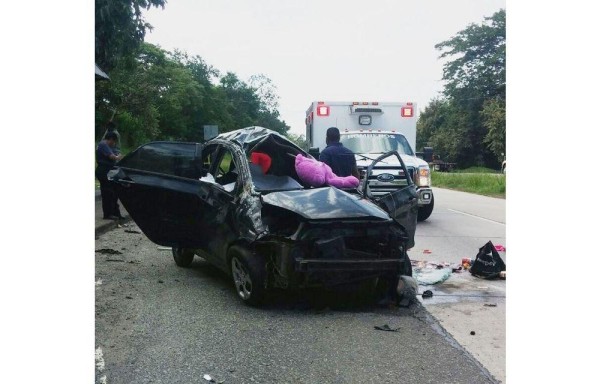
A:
417,10,505,171
431,170,505,198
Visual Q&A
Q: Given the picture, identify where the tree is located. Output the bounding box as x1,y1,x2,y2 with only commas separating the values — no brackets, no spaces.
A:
95,0,166,72
417,9,505,168
435,9,505,101
481,98,506,163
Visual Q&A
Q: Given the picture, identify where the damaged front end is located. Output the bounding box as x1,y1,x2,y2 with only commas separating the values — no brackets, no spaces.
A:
253,188,414,289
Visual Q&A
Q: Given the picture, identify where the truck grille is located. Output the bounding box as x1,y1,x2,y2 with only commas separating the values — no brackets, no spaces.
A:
361,166,415,196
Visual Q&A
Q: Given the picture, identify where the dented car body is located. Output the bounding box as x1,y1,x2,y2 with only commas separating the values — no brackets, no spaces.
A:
109,127,418,304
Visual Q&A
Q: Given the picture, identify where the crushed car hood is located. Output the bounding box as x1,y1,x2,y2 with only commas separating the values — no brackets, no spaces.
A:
261,187,391,221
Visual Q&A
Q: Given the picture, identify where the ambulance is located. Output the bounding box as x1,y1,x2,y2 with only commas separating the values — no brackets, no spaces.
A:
306,101,434,221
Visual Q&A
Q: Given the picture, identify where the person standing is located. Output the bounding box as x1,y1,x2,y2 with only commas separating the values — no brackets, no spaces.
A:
319,127,359,178
96,131,123,220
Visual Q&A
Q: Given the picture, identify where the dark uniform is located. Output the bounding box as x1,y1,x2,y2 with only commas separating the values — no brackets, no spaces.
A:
95,141,122,219
319,142,357,177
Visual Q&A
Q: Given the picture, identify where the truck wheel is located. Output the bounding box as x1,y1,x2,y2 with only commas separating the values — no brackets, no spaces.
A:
228,245,266,306
417,194,435,222
172,247,195,267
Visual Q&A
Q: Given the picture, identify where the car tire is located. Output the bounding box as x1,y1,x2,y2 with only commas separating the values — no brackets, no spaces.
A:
228,246,266,306
417,194,434,222
172,247,195,268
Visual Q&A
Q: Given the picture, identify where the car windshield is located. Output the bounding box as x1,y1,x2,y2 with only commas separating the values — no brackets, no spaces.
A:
340,133,414,155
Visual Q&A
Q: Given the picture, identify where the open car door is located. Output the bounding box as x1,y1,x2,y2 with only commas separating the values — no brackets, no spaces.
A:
362,151,418,248
108,142,210,248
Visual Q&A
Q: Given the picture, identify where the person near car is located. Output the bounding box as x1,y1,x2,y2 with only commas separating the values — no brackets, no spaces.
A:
96,131,124,220
319,127,360,178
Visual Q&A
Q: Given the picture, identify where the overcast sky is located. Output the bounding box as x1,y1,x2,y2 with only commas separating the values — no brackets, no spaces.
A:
145,0,505,136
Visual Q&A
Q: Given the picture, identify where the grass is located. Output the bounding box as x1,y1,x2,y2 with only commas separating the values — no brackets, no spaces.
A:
431,170,505,198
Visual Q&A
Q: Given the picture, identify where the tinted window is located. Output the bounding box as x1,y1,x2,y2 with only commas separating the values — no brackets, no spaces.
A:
119,142,201,179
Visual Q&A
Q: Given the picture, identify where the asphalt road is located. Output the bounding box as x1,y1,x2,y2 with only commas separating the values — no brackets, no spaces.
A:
95,219,498,383
408,187,506,383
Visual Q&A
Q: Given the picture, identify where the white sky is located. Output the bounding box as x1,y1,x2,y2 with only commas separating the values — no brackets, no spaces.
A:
144,0,506,136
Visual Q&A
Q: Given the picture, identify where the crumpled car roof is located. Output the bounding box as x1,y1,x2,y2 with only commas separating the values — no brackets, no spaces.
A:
215,126,309,156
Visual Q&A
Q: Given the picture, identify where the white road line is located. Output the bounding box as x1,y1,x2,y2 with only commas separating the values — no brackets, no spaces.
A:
447,208,505,225
95,347,107,384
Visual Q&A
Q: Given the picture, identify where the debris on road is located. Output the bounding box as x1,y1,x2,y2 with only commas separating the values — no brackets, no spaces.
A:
484,303,497,307
124,229,142,234
125,296,133,299
470,241,506,279
96,248,123,255
423,249,432,254
470,331,476,335
494,244,506,252
374,324,401,332
106,259,125,262
412,261,452,285
396,276,418,303
499,271,506,279
203,374,216,382
157,246,171,251
422,290,433,299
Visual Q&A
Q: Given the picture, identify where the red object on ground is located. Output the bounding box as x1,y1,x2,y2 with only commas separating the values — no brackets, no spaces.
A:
494,245,506,252
423,249,432,254
251,152,272,173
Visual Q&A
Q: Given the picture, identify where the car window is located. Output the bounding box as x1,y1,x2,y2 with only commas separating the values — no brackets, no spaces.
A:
214,148,238,192
119,142,201,178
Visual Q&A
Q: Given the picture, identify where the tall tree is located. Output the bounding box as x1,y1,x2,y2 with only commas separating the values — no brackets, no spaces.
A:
95,0,166,72
418,9,505,168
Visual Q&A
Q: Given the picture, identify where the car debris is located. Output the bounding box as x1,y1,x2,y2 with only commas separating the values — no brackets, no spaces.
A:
484,303,497,307
95,248,123,255
374,324,401,332
110,127,418,305
422,290,433,298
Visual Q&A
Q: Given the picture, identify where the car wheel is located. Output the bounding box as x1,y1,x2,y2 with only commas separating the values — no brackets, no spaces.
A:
417,194,435,222
172,247,194,268
229,246,266,306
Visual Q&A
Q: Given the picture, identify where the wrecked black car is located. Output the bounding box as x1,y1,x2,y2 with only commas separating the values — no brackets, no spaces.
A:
109,127,418,305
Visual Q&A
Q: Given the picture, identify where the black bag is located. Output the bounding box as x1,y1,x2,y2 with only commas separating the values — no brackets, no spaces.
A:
470,241,506,279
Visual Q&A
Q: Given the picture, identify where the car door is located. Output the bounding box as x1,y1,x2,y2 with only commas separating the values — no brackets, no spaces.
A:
109,141,216,249
362,151,418,248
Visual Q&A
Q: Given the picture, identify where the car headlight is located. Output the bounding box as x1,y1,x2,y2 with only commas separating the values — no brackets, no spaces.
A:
416,166,430,187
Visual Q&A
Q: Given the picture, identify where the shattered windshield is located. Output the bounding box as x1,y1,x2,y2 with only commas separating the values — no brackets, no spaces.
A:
340,133,414,155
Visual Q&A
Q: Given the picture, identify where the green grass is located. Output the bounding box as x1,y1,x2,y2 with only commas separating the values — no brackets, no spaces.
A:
453,166,501,174
432,171,505,198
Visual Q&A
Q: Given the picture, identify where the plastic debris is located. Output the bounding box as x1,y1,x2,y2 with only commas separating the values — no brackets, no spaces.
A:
470,331,476,335
423,249,432,254
494,244,506,252
374,324,401,332
484,303,497,307
414,266,452,285
157,246,171,251
124,229,142,234
203,374,215,382
422,290,433,298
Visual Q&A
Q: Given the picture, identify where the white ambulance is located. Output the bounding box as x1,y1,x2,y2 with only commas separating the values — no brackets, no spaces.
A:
305,101,434,221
